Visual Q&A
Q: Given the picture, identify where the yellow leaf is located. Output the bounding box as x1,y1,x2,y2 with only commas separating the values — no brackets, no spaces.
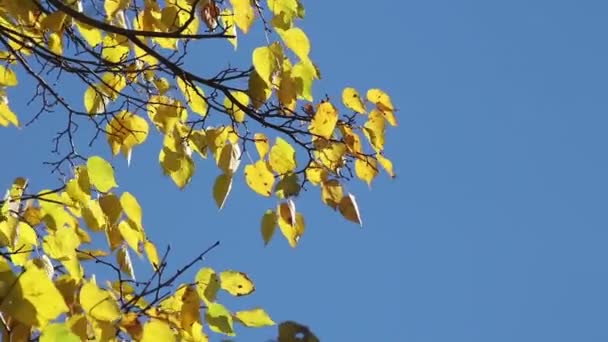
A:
291,60,317,101
304,161,327,185
195,267,219,304
159,148,195,189
321,179,343,210
252,45,279,85
248,70,272,108
342,87,366,114
40,323,80,342
355,156,378,187
260,209,276,245
118,220,143,255
75,22,103,47
217,142,242,174
106,111,149,157
0,103,19,127
219,270,255,296
213,173,232,210
99,193,122,225
188,129,208,158
254,133,270,158
221,9,238,49
244,160,275,197
234,308,275,327
363,109,386,151
120,191,143,230
269,137,297,174
144,239,160,270
117,245,135,279
142,319,176,342
223,91,249,122
276,202,304,247
340,125,362,154
268,0,300,27
205,302,235,336
338,193,363,226
153,77,171,94
101,34,130,63
315,141,346,172
309,102,338,139
367,88,397,126
279,27,309,61
377,153,396,178
80,278,121,322
105,0,130,18
275,172,300,199
0,65,17,86
230,0,255,33
41,11,67,32
366,88,394,112
82,199,107,231
177,77,208,116
48,32,63,55
87,156,118,192
42,226,80,261
0,267,68,328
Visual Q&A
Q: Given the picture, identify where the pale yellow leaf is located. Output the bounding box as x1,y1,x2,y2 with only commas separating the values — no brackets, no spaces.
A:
234,308,275,327
309,102,338,139
219,270,255,296
244,160,275,197
87,156,117,192
268,137,297,174
80,278,121,322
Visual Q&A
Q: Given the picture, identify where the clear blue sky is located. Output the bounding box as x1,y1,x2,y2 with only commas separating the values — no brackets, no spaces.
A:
1,0,608,341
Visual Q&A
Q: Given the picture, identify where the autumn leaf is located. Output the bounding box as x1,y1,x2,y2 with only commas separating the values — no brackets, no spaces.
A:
219,270,255,296
244,160,275,197
87,156,118,192
269,137,297,174
234,308,275,327
342,87,366,114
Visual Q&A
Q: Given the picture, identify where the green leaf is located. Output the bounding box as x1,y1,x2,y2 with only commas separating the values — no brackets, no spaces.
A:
87,156,118,192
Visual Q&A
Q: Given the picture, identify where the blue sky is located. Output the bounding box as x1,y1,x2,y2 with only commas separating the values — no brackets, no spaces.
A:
2,0,608,341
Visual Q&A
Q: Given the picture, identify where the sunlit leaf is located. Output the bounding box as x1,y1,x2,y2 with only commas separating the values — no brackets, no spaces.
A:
342,87,366,114
142,319,176,342
219,270,255,296
354,156,378,187
269,137,297,174
377,153,396,178
254,133,270,158
244,160,275,197
120,191,143,229
309,102,338,139
195,267,220,304
40,323,80,342
223,91,249,122
0,267,68,328
234,308,275,327
278,27,310,61
80,278,121,322
0,65,17,86
230,0,255,33
87,156,118,192
177,77,208,116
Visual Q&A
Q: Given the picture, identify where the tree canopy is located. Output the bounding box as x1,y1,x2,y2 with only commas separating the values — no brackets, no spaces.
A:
0,0,397,340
